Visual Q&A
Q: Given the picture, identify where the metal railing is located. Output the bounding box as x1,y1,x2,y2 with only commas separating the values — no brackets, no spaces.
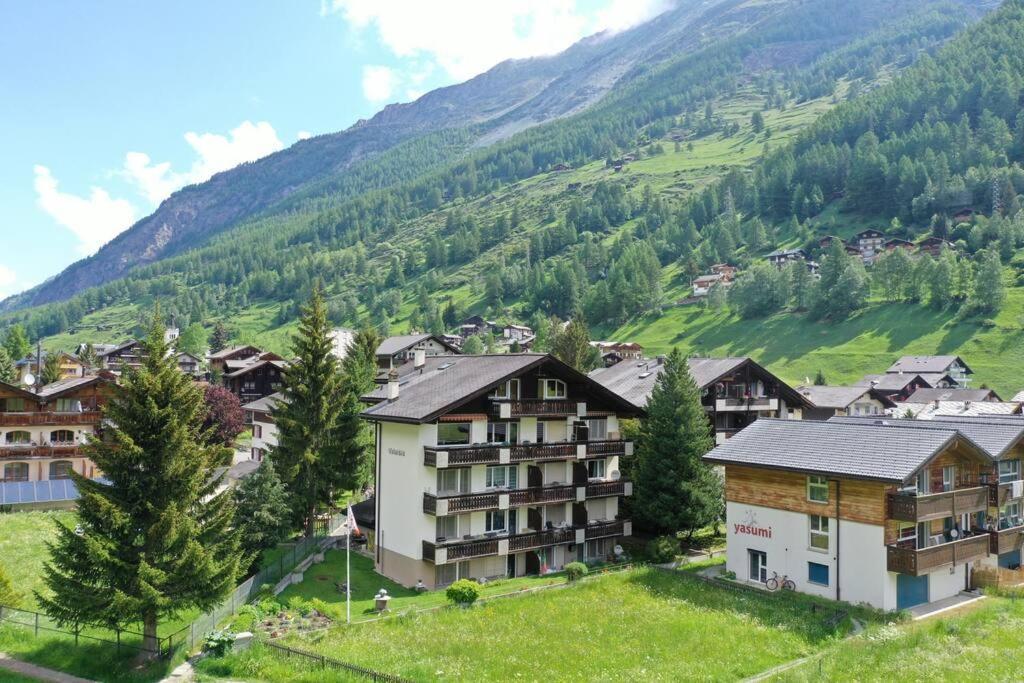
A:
262,639,410,681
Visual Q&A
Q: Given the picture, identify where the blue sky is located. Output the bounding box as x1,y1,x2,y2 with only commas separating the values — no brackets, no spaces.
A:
0,0,667,299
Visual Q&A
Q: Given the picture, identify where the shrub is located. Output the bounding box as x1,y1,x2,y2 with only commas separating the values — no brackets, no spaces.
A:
0,563,20,607
203,630,236,657
648,535,679,564
446,579,480,606
565,562,589,582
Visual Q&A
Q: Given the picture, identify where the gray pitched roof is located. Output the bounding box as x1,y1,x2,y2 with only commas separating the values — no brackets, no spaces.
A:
375,334,460,358
906,388,1000,403
796,385,879,409
887,355,972,375
855,373,931,391
223,359,287,379
703,418,992,483
208,345,262,360
36,375,107,398
243,392,282,413
829,415,1024,460
362,353,639,423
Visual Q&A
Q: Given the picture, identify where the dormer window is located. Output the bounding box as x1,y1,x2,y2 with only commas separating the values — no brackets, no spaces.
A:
489,379,521,400
540,378,566,400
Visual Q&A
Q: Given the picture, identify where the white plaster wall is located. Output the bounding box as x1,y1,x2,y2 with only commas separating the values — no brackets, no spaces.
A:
838,519,888,608
378,422,435,560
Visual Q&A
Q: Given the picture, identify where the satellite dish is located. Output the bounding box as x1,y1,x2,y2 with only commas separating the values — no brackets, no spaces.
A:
949,528,960,539
23,373,35,387
613,545,623,556
610,470,621,481
74,524,85,537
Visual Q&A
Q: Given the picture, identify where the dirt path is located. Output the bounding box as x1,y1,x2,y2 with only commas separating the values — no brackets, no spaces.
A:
0,653,96,683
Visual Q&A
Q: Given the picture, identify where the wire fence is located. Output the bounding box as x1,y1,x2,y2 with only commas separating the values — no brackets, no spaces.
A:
262,640,411,682
0,510,347,659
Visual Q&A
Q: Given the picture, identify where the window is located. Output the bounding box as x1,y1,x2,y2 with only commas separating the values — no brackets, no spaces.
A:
489,379,520,400
55,398,81,413
5,431,31,445
999,460,1021,484
808,562,829,586
585,537,615,560
437,468,470,495
487,422,519,444
748,550,767,583
809,515,830,551
1,398,25,412
436,515,459,541
435,563,457,587
941,466,955,493
437,422,471,445
3,462,28,482
586,419,608,440
253,424,263,439
485,510,507,532
587,459,606,480
540,378,566,399
999,501,1022,530
486,465,518,489
49,430,75,444
49,460,73,480
535,421,546,444
807,475,829,503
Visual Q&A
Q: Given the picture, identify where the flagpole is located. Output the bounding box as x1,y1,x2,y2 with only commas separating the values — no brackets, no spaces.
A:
346,527,351,624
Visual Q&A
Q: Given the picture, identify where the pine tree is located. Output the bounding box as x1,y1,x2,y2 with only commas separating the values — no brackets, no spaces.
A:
233,458,292,574
3,325,30,363
551,317,595,372
632,349,719,538
814,370,827,386
77,343,100,374
41,353,63,385
0,348,15,384
38,311,239,657
272,286,347,534
209,322,231,354
333,328,380,493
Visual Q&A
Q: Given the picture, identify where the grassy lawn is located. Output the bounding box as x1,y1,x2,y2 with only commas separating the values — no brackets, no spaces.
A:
276,550,569,621
0,510,76,609
775,596,1024,682
200,566,873,682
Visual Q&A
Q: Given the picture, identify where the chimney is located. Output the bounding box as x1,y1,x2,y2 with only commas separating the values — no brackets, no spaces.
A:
414,349,426,368
656,355,667,366
387,368,400,400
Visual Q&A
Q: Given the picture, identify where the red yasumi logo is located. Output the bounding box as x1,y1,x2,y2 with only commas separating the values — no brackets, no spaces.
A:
733,510,772,538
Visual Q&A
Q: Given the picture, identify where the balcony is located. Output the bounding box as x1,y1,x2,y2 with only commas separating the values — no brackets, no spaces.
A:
715,397,778,412
423,520,630,564
989,524,1024,555
491,399,585,418
886,534,989,576
0,411,101,427
886,486,989,523
0,443,83,459
424,439,632,468
424,480,630,515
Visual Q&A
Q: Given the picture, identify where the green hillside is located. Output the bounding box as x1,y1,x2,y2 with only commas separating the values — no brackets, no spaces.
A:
8,0,1024,396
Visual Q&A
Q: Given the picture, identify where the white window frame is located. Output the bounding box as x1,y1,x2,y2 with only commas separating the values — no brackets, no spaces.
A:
487,422,519,444
540,378,566,400
807,475,829,503
587,459,606,480
437,468,470,495
808,514,829,552
436,515,459,541
999,501,1022,530
586,418,608,441
485,465,518,489
998,459,1021,484
535,421,546,444
485,510,507,533
437,422,472,446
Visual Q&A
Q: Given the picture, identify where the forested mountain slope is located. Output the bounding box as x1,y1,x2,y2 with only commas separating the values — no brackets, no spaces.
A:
9,0,1023,390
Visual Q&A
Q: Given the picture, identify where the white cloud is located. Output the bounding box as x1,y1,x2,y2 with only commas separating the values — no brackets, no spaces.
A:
361,65,397,102
122,120,284,205
33,165,138,255
297,130,313,140
0,264,18,298
325,0,669,85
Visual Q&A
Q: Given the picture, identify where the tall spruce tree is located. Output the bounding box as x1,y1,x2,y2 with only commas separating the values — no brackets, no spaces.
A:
209,322,231,354
632,348,720,538
0,348,15,384
41,353,63,385
333,328,380,494
38,312,239,657
551,317,597,372
272,286,348,534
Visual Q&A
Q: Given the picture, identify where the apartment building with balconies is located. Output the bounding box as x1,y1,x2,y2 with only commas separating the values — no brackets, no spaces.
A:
704,416,1024,611
0,376,113,484
361,353,642,589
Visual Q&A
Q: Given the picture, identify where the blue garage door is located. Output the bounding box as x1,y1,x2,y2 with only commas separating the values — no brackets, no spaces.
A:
896,574,929,610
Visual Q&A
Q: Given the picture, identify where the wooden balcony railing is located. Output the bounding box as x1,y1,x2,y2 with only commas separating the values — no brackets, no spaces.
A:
989,525,1024,555
989,482,1018,508
424,439,631,467
886,534,990,576
0,411,101,427
585,520,626,540
424,521,629,563
509,485,576,507
491,399,582,417
586,480,630,498
886,486,989,523
715,397,778,412
509,527,575,552
424,480,631,515
0,444,84,458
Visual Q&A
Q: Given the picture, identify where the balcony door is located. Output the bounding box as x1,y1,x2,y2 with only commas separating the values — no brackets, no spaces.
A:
527,465,542,488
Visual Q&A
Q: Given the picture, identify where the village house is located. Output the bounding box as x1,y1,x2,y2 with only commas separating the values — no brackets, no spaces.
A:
917,237,955,258
501,324,535,346
14,352,86,383
97,340,148,373
887,355,972,388
175,352,203,376
244,392,281,462
590,356,809,444
765,248,819,276
590,342,645,367
223,357,287,404
703,417,1018,611
897,400,1022,420
361,353,642,589
207,345,264,376
796,385,896,421
906,388,1001,404
0,375,114,485
884,238,915,254
330,328,356,360
856,374,945,402
853,229,886,264
456,315,494,339
376,334,461,372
